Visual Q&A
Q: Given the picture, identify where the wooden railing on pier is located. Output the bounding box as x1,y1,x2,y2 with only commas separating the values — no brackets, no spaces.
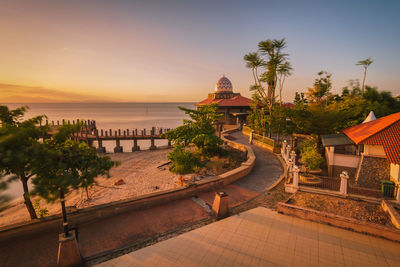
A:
44,119,172,153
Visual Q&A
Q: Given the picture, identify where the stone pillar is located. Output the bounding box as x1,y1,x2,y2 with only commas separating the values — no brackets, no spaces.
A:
249,130,254,144
288,158,293,182
282,140,287,158
293,165,300,188
96,139,106,153
291,150,297,165
212,191,229,219
57,230,82,267
340,171,349,195
149,137,157,150
114,139,123,153
286,145,291,163
132,139,140,151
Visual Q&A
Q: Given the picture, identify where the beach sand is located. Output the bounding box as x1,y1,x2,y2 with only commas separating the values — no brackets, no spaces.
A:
0,149,180,228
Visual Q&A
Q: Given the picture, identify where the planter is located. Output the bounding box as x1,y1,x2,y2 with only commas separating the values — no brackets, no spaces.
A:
299,173,322,185
307,168,322,175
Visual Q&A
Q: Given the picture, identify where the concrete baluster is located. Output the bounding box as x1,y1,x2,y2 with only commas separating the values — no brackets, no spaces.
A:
291,150,297,165
293,165,300,188
249,130,254,144
340,171,349,195
282,140,287,158
286,145,291,163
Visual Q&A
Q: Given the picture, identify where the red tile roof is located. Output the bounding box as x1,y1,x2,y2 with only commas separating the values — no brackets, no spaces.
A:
343,112,400,144
343,112,400,164
196,95,251,107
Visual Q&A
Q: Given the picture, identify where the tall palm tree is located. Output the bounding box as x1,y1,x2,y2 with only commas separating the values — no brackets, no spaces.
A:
277,61,293,104
244,52,264,86
356,57,373,95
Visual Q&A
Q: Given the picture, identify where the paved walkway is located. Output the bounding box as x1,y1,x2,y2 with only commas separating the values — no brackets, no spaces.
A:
0,132,283,267
97,207,400,267
231,131,282,192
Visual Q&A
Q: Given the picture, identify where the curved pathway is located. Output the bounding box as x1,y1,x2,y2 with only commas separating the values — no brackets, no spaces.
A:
231,131,283,192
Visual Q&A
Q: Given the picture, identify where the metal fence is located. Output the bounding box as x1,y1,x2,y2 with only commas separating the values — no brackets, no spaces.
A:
299,174,340,191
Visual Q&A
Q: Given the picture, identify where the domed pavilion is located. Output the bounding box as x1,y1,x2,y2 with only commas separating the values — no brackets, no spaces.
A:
196,76,251,129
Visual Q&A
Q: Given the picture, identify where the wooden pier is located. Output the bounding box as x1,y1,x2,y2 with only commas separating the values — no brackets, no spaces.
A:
44,119,172,153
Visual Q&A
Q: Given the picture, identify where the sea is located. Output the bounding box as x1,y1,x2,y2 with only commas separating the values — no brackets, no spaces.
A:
1,102,195,200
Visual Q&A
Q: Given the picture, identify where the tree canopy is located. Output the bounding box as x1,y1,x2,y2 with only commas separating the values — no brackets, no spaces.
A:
162,104,223,174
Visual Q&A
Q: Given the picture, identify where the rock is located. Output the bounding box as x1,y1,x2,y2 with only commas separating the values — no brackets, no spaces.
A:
114,179,126,186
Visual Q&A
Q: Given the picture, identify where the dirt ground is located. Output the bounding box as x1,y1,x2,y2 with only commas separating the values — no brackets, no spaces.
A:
289,192,394,228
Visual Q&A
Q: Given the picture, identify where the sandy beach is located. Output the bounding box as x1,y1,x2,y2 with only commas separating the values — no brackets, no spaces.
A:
0,149,181,228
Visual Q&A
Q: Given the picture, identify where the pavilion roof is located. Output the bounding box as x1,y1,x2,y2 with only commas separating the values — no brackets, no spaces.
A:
196,95,251,107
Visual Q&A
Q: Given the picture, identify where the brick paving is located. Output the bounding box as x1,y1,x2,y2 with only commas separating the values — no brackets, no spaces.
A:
97,207,400,267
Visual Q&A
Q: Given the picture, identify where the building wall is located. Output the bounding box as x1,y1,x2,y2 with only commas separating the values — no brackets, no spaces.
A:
355,155,390,189
390,163,400,183
364,144,386,157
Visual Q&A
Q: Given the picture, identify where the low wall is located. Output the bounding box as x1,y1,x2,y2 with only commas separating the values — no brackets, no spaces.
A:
241,128,280,153
277,201,400,243
0,129,255,241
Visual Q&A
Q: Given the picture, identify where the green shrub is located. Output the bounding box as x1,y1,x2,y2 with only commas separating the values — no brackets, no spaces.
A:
301,147,324,170
300,135,324,170
167,146,202,174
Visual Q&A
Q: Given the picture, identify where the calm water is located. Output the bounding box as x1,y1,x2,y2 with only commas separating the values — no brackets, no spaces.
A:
1,102,195,199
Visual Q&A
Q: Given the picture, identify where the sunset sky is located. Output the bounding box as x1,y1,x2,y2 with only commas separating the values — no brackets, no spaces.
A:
1,0,399,103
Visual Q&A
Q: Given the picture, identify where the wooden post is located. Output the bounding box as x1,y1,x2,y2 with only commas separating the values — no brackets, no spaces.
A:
96,139,106,153
52,120,54,126
101,129,104,136
135,129,138,136
168,140,172,148
118,129,121,136
123,130,126,136
109,129,112,136
114,139,123,153
57,120,60,126
132,138,140,151
127,129,130,136
144,129,146,136
150,137,156,150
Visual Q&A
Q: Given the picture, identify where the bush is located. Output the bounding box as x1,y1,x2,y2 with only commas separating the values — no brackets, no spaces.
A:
300,135,324,170
301,148,324,170
167,146,202,174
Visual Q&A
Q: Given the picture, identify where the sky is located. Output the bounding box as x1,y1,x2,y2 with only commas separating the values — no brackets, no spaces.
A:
1,0,399,103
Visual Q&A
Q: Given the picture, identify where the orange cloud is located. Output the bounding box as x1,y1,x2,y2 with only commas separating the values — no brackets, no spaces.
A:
0,83,120,103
